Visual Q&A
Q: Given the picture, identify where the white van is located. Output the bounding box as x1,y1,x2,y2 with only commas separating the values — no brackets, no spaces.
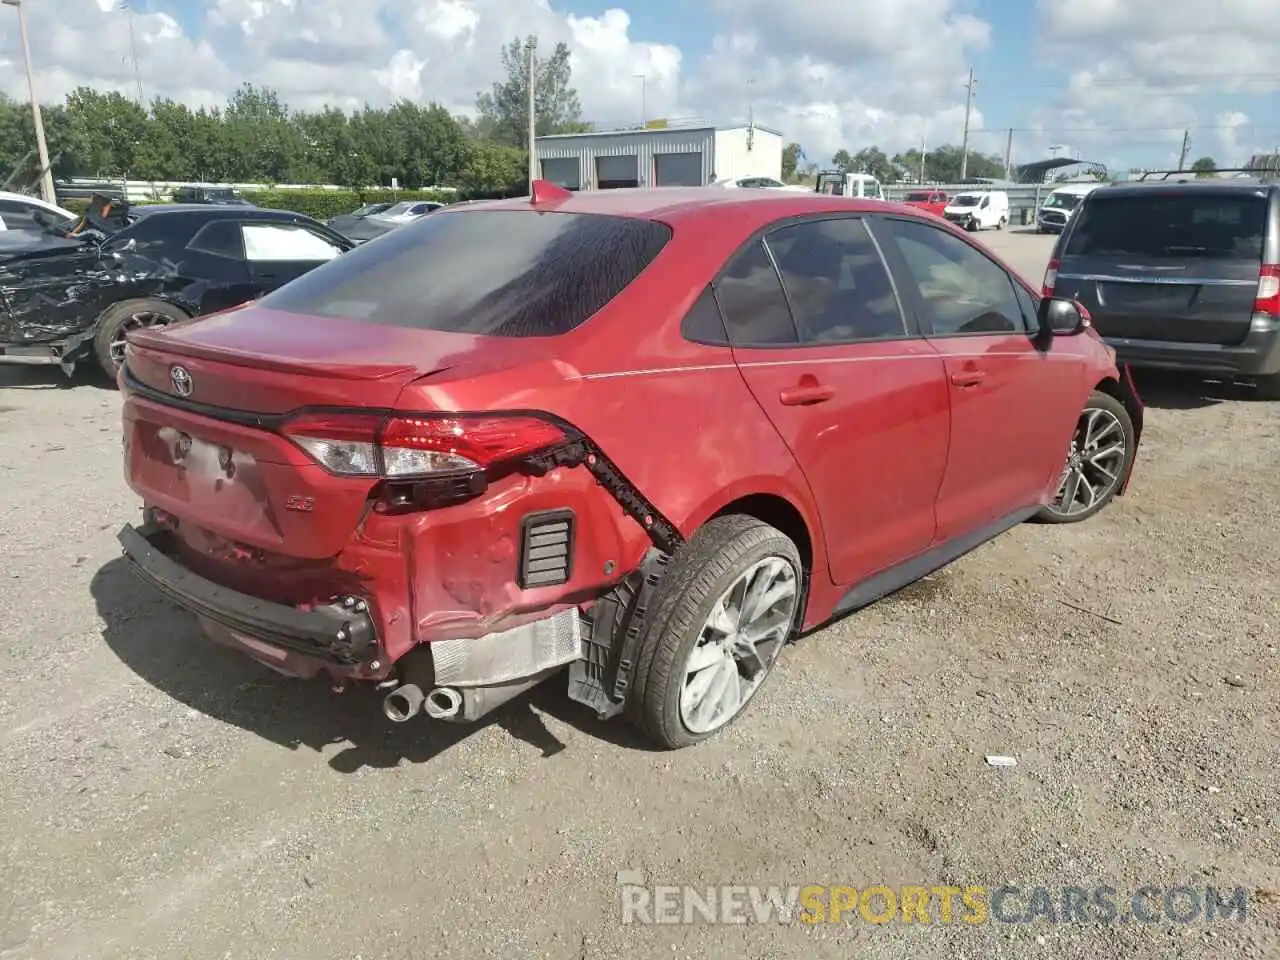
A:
1036,182,1104,233
814,171,885,200
942,191,1009,231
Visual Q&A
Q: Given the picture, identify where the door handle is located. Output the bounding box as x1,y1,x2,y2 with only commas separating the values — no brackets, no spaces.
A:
779,383,834,406
950,369,986,387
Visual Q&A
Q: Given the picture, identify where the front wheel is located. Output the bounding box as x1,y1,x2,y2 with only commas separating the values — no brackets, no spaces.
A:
1036,390,1135,523
93,298,190,380
626,515,802,749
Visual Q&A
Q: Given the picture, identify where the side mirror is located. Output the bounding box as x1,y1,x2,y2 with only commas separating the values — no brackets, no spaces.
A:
1038,296,1091,335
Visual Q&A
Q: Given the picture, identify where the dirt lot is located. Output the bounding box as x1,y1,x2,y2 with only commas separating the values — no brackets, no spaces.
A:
1,230,1277,960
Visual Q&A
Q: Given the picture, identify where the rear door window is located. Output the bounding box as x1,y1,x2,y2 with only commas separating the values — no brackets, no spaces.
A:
1065,192,1268,260
242,223,345,262
766,217,906,342
713,239,798,345
259,209,672,337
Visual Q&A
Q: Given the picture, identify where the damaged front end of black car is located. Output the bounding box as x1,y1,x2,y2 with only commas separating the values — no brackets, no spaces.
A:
0,193,145,375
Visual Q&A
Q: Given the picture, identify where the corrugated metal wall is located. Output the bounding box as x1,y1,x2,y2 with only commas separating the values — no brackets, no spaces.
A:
711,128,784,181
536,129,717,190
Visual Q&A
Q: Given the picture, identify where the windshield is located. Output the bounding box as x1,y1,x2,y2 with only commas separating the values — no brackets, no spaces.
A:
951,195,980,207
207,188,238,201
379,202,418,217
260,209,673,337
1044,192,1083,210
1064,193,1268,261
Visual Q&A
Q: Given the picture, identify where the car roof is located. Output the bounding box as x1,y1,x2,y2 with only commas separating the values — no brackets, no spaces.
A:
0,189,73,213
1096,179,1275,198
445,187,907,233
131,204,310,220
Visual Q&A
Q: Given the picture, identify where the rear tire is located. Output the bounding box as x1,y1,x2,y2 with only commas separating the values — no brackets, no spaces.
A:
626,516,802,749
1036,390,1135,524
93,298,190,381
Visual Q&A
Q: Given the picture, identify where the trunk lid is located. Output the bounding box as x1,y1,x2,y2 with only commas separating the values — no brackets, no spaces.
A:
125,303,540,412
1056,187,1272,345
121,304,564,559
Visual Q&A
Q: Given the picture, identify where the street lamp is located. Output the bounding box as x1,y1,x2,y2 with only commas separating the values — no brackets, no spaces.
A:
3,0,57,204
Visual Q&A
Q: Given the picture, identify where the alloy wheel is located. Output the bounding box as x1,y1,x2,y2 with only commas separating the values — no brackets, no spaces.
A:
679,555,799,735
1048,406,1127,517
109,311,172,365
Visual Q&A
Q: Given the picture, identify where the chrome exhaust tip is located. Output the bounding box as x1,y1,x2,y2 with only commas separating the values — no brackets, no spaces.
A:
382,683,425,722
423,687,463,720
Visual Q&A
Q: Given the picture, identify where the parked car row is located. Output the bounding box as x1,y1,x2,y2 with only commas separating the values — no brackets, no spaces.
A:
107,182,1144,750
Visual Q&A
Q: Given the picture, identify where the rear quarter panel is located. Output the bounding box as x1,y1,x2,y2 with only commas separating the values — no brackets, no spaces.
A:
392,215,830,619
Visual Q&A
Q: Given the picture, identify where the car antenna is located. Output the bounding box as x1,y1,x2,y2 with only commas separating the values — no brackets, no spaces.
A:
531,179,572,204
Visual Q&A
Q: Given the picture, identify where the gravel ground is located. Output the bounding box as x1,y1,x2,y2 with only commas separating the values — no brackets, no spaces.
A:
1,230,1277,960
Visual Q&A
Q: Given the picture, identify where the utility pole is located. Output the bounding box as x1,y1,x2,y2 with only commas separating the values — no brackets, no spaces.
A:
526,39,537,190
3,0,56,204
1003,127,1014,180
959,67,975,181
918,125,927,184
1177,129,1191,171
122,1,145,107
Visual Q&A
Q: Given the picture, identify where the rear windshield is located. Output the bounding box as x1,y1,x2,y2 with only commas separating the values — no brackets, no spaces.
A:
1064,192,1269,260
259,209,672,337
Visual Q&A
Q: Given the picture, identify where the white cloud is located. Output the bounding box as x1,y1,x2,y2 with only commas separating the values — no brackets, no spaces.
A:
0,0,1275,173
1031,0,1280,168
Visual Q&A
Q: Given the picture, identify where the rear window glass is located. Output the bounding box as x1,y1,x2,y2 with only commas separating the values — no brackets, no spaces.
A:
1065,192,1268,260
259,209,672,337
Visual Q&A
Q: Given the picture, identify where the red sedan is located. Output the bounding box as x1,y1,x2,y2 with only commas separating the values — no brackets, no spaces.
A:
115,184,1143,749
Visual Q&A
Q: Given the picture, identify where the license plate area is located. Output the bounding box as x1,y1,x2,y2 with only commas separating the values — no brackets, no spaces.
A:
1099,282,1196,312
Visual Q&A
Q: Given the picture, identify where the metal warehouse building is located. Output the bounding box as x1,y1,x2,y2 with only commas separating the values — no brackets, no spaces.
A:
534,123,784,190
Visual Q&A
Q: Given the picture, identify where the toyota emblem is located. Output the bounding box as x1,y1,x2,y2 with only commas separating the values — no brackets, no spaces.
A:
170,365,193,397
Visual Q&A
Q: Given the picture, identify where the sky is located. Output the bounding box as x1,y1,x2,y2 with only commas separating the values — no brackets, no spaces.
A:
1,0,1279,175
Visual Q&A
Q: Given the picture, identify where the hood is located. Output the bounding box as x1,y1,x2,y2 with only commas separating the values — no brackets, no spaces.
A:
0,230,89,264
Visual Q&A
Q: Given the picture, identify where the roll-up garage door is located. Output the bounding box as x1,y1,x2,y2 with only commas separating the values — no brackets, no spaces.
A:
654,152,704,187
540,157,581,189
596,155,638,189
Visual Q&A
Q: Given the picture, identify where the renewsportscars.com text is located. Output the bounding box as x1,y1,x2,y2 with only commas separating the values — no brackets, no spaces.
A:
617,878,1250,926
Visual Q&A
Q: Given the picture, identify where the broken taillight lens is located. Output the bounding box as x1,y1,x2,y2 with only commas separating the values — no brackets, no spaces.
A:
280,410,567,478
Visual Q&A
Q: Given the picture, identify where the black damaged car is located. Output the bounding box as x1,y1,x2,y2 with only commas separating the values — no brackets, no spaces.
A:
0,196,354,379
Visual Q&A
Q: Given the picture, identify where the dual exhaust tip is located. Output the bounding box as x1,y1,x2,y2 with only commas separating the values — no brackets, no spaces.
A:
383,683,461,722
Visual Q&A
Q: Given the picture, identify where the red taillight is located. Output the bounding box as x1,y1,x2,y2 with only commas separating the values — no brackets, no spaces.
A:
1042,258,1060,298
1256,264,1280,316
280,410,567,478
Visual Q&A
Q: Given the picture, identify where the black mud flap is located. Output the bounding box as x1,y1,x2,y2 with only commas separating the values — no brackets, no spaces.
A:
1116,364,1144,496
568,549,670,719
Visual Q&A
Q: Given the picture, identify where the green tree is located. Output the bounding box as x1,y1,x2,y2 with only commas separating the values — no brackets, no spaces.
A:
475,36,584,149
459,140,526,195
781,142,802,181
1191,156,1217,178
831,149,853,171
64,88,150,176
852,145,895,181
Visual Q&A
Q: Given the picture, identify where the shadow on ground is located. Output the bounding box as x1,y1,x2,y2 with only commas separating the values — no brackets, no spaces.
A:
1129,369,1266,410
0,365,112,391
92,557,661,771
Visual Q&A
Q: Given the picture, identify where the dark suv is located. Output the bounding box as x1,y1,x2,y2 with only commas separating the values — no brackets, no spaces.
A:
1043,174,1280,396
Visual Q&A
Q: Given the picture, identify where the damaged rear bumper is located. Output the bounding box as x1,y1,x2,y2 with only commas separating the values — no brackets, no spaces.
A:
117,521,384,679
116,521,589,711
